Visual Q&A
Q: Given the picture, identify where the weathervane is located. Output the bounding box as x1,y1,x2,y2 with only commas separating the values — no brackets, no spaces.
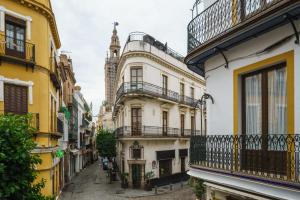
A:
113,22,119,29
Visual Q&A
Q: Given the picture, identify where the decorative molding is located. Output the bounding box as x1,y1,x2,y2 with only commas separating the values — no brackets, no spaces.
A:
0,76,33,104
4,0,61,48
0,6,32,39
117,51,205,86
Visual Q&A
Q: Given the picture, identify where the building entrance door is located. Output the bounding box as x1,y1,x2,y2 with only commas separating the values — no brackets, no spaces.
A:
132,164,142,188
159,159,172,177
181,157,185,173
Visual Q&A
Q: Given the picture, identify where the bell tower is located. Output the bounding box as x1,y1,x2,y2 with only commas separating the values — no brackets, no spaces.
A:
104,22,121,111
109,22,121,58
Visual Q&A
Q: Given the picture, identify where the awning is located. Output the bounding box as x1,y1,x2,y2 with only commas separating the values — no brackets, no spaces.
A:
156,150,175,160
179,149,188,157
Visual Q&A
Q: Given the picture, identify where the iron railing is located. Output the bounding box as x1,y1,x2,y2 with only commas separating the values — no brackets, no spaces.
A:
0,33,35,62
190,134,300,185
115,82,197,107
188,0,283,52
115,126,200,137
126,32,184,62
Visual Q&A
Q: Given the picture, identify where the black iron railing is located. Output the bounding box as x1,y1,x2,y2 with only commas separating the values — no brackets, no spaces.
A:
190,134,300,185
188,0,283,52
126,32,184,62
116,82,197,107
115,126,199,137
0,33,35,63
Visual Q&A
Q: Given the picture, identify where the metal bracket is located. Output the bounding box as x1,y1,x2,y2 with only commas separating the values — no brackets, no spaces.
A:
215,47,229,69
285,14,299,44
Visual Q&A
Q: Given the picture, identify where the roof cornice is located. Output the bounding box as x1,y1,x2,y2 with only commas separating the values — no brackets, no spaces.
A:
117,51,205,86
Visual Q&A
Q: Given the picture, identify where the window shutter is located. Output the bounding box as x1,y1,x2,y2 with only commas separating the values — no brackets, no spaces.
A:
4,84,28,114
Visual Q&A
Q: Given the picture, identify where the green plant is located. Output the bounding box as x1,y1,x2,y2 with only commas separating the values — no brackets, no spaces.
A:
120,172,129,180
194,179,205,199
59,106,70,121
144,171,154,184
96,129,116,158
0,114,52,200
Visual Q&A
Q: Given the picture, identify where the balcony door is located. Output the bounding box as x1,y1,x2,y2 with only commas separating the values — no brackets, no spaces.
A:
4,83,28,114
162,111,168,136
241,63,287,174
5,15,26,59
162,75,168,96
131,108,142,136
180,83,184,102
130,68,143,90
180,114,185,136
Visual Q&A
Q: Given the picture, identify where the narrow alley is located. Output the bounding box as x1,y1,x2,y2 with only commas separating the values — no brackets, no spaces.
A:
59,161,195,200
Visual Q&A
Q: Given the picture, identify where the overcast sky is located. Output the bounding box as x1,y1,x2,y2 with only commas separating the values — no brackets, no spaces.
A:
51,0,195,117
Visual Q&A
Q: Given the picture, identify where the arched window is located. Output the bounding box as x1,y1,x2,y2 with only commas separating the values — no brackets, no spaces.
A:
130,141,144,160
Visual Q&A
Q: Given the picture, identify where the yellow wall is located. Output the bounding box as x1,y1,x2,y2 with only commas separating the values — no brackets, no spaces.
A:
0,0,62,197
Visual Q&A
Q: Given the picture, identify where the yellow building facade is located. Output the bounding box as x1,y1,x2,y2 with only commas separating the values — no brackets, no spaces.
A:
0,0,62,197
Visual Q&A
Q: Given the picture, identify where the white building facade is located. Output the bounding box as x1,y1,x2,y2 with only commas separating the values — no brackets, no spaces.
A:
186,0,300,200
114,32,205,188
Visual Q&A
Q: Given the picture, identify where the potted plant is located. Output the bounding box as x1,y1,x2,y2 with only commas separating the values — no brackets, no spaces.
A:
120,172,129,188
193,178,205,200
144,171,154,191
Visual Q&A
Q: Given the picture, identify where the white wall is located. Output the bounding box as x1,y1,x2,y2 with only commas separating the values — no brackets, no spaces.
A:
204,21,300,134
122,139,189,178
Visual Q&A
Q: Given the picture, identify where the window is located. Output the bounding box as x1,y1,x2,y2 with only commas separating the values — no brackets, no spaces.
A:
4,83,28,114
132,149,141,159
180,83,185,102
5,15,26,58
180,114,185,136
191,116,195,135
130,68,143,90
242,63,287,136
162,75,168,95
131,108,142,136
162,111,168,136
190,87,194,99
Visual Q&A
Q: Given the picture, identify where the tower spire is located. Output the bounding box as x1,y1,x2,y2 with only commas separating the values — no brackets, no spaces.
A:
110,22,120,58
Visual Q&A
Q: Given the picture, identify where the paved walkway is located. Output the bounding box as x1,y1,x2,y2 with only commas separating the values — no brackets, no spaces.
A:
59,161,195,200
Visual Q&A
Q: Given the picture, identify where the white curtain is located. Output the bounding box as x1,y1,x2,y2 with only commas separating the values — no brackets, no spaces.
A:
268,68,287,135
245,74,262,135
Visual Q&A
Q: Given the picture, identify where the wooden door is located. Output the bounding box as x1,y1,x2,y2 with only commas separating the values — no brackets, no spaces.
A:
131,108,141,136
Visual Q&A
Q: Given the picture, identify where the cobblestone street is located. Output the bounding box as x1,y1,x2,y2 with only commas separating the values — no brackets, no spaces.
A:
59,161,195,200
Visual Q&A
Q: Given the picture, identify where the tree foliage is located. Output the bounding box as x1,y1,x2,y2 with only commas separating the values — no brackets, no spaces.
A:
0,114,53,200
96,129,116,158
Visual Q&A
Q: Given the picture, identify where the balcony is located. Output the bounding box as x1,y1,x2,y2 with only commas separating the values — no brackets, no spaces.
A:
0,111,39,131
57,117,64,134
0,33,35,68
186,0,300,74
190,134,300,190
115,82,197,108
49,56,61,89
115,126,200,138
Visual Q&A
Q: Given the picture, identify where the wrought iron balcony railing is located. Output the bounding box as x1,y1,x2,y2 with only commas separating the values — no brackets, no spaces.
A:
188,0,284,52
115,82,197,107
125,32,184,62
0,33,35,65
190,134,300,187
115,126,200,138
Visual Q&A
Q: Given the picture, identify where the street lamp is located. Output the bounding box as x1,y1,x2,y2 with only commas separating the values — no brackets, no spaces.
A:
194,93,214,135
